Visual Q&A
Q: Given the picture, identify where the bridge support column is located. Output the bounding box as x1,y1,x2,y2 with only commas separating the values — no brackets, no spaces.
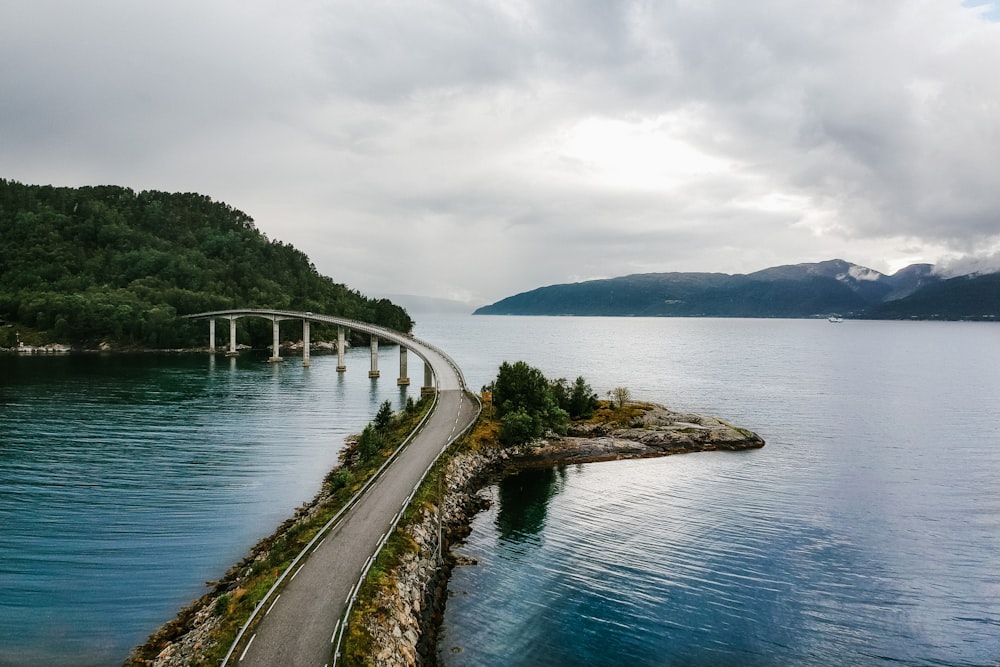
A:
336,327,347,372
208,319,216,353
227,317,238,356
369,335,380,378
397,347,410,386
301,319,311,367
268,319,282,363
421,361,435,396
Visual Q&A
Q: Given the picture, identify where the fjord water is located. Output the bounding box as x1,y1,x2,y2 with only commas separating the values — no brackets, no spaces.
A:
417,316,1000,667
0,349,413,666
2,317,998,666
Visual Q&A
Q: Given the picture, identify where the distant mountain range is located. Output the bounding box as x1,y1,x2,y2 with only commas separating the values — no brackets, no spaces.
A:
473,259,1000,321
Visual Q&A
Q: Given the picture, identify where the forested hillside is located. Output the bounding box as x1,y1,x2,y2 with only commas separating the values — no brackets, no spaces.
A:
0,180,412,349
474,259,998,321
863,272,1000,321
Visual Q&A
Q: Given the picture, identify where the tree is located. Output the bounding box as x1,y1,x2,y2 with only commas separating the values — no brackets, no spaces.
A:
492,361,568,446
494,361,551,419
549,378,570,413
550,375,598,419
374,400,393,432
356,424,384,462
568,376,598,419
499,407,540,446
609,386,632,409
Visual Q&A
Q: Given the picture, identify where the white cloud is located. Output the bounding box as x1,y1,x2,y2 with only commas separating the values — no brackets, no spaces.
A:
1,0,999,305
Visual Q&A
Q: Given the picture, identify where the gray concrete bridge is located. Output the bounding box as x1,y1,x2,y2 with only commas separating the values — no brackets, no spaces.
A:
184,309,479,665
186,309,463,392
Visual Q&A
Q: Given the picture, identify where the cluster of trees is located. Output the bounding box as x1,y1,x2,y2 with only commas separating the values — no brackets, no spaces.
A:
0,180,413,348
487,361,600,446
328,397,427,491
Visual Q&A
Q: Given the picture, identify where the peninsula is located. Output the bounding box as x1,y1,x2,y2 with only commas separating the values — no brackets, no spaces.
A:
131,397,763,666
129,359,763,666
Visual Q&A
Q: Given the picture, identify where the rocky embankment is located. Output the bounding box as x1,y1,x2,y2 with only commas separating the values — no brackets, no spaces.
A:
360,447,509,666
131,404,762,666
359,404,764,665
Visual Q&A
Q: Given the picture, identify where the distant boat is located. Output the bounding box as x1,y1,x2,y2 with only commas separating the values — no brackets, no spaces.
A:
828,315,844,323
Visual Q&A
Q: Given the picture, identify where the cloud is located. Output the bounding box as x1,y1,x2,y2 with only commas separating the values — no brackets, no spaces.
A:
935,250,1000,277
1,0,998,304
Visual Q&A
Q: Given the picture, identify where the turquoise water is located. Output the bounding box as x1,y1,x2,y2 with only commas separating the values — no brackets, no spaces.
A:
0,348,413,665
2,317,999,665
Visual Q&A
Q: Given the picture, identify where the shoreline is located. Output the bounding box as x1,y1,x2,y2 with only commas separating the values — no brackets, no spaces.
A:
130,402,763,666
351,402,764,665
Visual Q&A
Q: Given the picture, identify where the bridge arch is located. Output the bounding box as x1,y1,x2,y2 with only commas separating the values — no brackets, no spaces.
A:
185,309,466,393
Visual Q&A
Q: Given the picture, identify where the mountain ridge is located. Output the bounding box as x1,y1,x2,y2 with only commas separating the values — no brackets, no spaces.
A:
474,260,998,321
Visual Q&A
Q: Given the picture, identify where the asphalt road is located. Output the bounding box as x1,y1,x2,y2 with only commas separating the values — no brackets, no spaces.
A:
234,387,479,666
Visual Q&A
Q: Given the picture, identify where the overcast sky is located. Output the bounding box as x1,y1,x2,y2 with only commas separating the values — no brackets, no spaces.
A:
3,1,999,305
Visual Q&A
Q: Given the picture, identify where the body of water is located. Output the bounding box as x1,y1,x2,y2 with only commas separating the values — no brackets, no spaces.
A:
2,316,999,665
419,316,1000,667
0,348,413,665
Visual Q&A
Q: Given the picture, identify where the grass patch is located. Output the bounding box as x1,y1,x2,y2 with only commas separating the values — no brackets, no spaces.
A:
584,399,651,427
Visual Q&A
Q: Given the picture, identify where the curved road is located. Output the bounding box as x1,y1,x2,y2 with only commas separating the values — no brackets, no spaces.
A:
186,311,480,666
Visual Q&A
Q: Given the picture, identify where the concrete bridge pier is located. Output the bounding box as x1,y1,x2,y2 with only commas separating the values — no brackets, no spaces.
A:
301,319,311,367
208,319,216,353
369,335,380,378
227,317,238,356
422,361,435,396
268,318,282,363
336,327,347,372
397,346,410,386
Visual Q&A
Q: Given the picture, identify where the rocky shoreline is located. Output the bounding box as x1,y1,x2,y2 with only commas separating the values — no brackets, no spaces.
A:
130,403,763,666
356,403,763,666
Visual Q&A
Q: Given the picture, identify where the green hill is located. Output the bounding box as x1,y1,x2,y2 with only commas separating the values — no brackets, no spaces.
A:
0,180,412,349
862,272,1000,321
473,259,1000,321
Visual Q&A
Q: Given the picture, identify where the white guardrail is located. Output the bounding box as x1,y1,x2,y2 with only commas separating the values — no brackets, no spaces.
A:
330,388,481,666
197,309,480,665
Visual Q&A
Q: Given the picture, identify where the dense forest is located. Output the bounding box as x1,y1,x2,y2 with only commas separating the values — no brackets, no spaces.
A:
0,180,413,349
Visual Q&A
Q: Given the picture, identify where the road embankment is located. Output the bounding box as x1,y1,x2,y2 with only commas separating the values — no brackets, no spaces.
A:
354,402,764,666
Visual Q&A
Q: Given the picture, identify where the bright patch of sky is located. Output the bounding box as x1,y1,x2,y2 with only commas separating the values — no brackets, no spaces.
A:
557,115,733,191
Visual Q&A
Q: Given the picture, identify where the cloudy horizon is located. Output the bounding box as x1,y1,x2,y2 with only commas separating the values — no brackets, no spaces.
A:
3,1,999,306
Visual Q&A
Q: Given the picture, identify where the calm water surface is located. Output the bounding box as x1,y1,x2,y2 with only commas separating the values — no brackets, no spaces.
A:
417,316,1000,667
0,348,413,666
2,316,999,666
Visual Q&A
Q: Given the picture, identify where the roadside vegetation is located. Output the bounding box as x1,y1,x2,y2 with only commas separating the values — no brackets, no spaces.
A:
127,395,432,667
339,361,637,665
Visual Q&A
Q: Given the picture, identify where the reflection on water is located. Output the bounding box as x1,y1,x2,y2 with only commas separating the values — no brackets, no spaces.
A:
435,318,1000,667
495,467,566,543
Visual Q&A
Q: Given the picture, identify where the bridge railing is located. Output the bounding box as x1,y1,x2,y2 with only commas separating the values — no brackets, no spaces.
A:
185,309,471,391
